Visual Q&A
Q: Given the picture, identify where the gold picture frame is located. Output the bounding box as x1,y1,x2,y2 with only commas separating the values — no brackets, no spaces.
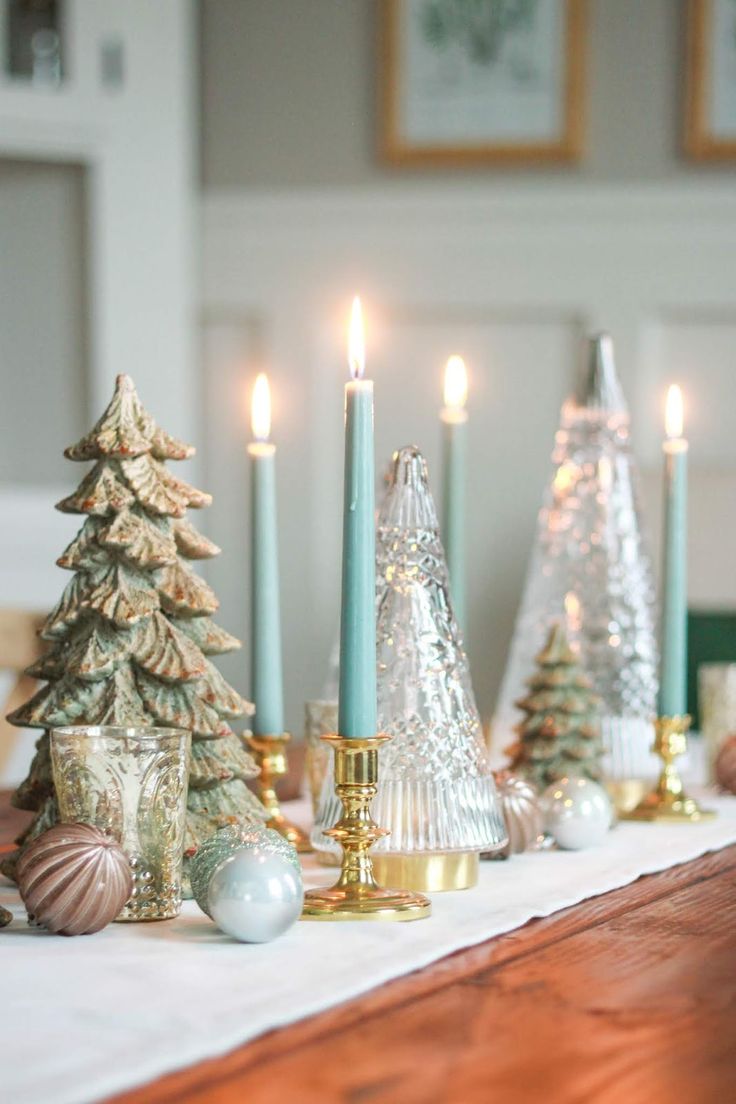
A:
685,0,736,160
380,0,586,166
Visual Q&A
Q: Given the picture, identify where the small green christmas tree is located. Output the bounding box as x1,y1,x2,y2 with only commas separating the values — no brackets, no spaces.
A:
508,622,603,789
2,375,265,892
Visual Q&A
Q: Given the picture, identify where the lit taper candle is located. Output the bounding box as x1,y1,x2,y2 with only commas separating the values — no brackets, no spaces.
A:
338,297,377,738
440,355,468,626
659,384,688,717
248,373,285,735
301,297,432,918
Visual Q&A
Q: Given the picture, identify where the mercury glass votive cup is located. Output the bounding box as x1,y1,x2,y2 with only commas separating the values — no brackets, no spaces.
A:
699,663,736,780
50,725,191,921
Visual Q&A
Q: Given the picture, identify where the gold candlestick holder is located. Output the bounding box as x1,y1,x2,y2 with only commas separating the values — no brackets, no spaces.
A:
301,734,431,921
622,715,715,822
245,732,312,852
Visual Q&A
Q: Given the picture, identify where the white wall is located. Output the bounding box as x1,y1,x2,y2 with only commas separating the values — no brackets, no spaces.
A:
201,185,736,733
0,160,88,484
0,0,198,595
200,0,736,188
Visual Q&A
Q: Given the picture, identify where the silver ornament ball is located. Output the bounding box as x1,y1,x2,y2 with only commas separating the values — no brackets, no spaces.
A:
208,847,304,943
541,776,613,850
191,823,300,918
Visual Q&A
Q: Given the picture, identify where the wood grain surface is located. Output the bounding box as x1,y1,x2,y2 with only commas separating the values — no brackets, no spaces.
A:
3,793,735,1104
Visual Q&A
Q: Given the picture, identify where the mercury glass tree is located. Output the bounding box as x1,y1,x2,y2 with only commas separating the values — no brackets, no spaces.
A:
3,375,265,890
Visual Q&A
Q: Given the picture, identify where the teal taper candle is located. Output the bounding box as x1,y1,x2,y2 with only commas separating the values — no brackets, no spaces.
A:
248,374,285,736
338,298,377,738
658,384,688,717
440,355,468,627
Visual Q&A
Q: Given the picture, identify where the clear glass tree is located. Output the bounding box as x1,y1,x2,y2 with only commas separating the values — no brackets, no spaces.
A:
313,445,507,875
494,334,660,782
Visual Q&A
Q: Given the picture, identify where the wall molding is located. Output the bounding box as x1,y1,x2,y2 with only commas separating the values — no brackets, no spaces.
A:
204,183,736,244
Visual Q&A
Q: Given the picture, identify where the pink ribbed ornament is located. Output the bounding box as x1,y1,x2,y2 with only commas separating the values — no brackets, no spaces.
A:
17,823,132,935
715,735,736,795
489,770,544,858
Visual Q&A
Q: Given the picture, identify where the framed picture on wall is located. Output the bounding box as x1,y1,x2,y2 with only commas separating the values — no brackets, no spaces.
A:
379,0,586,166
685,0,736,159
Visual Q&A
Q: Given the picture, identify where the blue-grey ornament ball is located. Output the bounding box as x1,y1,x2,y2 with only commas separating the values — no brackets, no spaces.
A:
541,776,613,850
191,824,301,918
208,847,304,943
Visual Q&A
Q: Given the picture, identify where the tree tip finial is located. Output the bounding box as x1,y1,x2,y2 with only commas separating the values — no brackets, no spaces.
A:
573,332,627,415
537,620,577,667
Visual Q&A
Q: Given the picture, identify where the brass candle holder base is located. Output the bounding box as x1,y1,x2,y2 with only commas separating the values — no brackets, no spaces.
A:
245,732,312,852
605,778,650,817
622,715,716,823
301,734,431,922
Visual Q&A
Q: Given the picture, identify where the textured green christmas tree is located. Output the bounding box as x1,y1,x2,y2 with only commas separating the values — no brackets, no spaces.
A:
2,374,265,890
508,622,603,789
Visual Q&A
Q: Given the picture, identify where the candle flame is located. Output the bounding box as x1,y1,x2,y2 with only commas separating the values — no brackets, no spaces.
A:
665,384,684,439
251,372,271,441
348,296,365,380
564,591,580,622
443,355,468,410
553,462,575,496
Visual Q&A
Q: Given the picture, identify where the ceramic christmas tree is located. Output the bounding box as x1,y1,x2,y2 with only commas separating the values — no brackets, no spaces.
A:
494,333,659,784
508,621,603,790
2,375,265,891
312,446,507,888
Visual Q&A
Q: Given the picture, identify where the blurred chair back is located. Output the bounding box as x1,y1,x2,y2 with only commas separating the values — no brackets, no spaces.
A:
0,609,43,784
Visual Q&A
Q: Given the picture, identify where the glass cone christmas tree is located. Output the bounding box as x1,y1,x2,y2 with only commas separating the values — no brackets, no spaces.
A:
494,333,659,783
2,374,266,892
312,445,507,886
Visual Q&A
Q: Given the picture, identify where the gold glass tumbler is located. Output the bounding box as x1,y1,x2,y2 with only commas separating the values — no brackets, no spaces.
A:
51,725,191,921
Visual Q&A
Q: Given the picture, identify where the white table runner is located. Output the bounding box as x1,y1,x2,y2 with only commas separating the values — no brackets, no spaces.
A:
3,792,736,1104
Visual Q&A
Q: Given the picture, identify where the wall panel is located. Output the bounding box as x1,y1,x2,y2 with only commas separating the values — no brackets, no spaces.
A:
202,185,736,732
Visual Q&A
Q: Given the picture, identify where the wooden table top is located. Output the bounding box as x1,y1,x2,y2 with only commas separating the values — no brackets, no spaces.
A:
3,793,735,1104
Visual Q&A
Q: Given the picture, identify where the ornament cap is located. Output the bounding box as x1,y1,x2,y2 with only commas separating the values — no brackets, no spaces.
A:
574,332,627,415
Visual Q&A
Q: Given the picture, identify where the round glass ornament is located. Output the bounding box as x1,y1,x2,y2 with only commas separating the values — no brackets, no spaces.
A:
190,823,300,918
16,822,132,934
541,776,613,850
208,848,304,943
